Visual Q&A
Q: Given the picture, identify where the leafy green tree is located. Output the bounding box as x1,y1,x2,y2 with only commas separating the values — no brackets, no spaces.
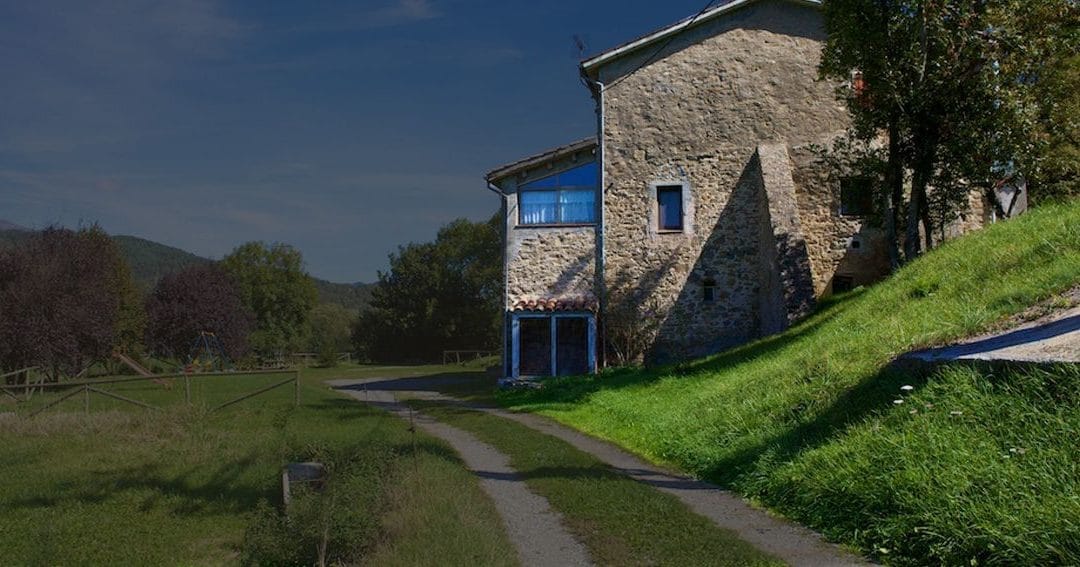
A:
819,0,1078,262
112,254,145,354
356,215,501,363
306,303,356,366
221,242,317,355
990,2,1079,201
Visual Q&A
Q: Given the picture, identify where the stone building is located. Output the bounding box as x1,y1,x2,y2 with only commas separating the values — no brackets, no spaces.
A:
486,0,980,379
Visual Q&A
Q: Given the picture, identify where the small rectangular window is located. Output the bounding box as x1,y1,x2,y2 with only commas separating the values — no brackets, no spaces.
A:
657,186,683,231
703,278,717,302
840,177,874,216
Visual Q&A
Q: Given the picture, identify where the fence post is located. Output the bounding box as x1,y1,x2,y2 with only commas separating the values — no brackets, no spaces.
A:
294,370,300,407
84,385,90,414
184,375,191,405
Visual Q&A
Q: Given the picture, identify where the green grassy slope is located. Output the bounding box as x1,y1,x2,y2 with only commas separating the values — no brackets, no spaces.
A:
501,200,1080,566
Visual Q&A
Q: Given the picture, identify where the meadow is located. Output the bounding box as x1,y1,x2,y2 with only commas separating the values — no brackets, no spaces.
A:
0,364,517,566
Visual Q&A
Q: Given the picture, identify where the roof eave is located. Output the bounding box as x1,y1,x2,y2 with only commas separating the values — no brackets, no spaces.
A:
485,138,598,184
581,0,822,77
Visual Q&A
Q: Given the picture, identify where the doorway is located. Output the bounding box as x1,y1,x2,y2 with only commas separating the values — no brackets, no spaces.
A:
511,313,595,378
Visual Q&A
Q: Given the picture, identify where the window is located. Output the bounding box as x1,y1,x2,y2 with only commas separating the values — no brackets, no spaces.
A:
513,314,595,378
519,162,597,225
657,185,683,231
703,278,717,302
840,177,874,216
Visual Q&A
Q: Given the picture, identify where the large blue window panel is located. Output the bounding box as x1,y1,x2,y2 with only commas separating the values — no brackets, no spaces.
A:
519,162,597,226
520,191,557,224
559,189,596,223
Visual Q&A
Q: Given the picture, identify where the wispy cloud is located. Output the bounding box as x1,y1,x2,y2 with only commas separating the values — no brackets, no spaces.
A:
290,0,440,33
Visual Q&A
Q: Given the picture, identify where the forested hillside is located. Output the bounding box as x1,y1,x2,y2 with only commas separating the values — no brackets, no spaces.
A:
0,228,370,310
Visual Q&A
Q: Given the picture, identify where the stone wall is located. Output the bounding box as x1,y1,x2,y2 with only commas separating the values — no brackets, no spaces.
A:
493,147,600,309
505,224,596,305
596,0,849,362
757,144,816,333
788,143,891,295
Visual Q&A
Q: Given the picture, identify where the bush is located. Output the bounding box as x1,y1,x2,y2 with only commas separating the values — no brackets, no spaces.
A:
241,445,392,565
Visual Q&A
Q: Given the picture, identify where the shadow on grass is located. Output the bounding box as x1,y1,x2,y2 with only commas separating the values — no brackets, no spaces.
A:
701,363,926,486
329,372,501,406
7,454,269,515
6,436,464,518
501,293,859,409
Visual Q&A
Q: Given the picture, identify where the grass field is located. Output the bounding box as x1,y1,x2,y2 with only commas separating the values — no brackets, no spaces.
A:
0,364,517,566
499,200,1080,566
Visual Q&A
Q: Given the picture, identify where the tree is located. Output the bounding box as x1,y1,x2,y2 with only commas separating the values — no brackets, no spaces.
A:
113,254,146,354
305,303,356,366
819,0,1077,262
0,226,129,381
990,2,1080,201
356,215,502,363
221,242,318,355
144,263,254,361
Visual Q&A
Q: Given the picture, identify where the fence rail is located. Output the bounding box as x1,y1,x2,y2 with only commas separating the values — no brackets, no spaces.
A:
1,369,300,417
289,352,353,366
441,350,495,365
1,366,43,401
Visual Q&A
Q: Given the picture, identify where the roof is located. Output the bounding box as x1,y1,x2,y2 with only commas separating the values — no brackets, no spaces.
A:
581,0,822,76
512,295,599,313
485,138,597,183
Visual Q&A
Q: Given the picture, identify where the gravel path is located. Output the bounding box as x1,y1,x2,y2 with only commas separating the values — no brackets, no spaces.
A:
905,305,1080,364
332,377,869,567
333,384,592,567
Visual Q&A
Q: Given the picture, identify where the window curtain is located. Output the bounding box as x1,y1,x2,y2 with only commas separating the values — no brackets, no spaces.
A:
521,191,557,224
559,189,596,223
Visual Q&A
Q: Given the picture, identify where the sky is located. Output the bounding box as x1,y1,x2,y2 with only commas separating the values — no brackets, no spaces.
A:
0,0,711,283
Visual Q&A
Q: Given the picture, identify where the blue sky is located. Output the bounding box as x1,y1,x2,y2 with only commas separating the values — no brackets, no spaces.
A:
0,0,710,282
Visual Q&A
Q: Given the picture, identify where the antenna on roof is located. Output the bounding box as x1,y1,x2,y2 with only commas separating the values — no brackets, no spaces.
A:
572,34,588,59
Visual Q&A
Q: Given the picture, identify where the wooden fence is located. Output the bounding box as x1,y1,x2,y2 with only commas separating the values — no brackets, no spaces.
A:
0,369,300,417
441,350,495,365
289,352,353,367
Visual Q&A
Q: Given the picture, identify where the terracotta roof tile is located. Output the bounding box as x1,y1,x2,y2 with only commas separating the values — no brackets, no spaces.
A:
512,295,598,313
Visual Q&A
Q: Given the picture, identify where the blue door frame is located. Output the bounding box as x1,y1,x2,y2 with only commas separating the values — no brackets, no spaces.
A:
510,312,596,379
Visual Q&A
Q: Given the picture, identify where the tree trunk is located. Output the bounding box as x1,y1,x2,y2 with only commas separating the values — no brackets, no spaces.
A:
920,195,934,250
885,118,904,270
905,172,924,261
906,129,937,261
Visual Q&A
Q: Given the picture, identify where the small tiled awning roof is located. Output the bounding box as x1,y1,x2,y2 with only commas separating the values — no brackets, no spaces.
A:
512,295,598,313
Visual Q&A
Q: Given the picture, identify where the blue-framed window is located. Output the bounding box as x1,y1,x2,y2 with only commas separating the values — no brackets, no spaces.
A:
519,162,598,225
657,185,684,230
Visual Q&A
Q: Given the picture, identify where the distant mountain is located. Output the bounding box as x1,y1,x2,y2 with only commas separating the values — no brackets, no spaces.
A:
0,229,372,311
112,235,211,291
0,219,28,231
314,278,373,312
